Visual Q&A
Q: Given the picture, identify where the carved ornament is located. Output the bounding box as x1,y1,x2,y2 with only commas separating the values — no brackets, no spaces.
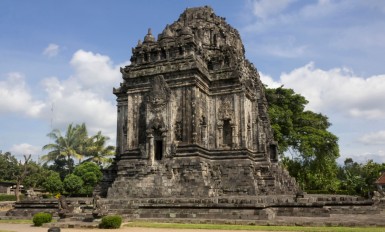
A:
218,98,234,120
147,75,171,113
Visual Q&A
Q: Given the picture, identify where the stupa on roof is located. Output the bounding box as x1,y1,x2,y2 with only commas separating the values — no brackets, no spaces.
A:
98,6,298,199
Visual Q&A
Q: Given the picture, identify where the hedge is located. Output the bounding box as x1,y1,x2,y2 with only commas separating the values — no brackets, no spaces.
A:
33,212,52,226
99,215,122,229
0,194,23,201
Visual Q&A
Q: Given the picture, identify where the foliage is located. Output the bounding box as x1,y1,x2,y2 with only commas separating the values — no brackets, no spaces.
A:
42,172,63,194
23,162,56,189
99,215,122,229
45,157,74,180
63,174,83,195
32,212,52,226
42,123,115,174
83,131,115,166
338,158,385,197
0,194,20,201
13,154,32,201
0,151,19,181
42,123,88,174
73,162,102,194
265,87,340,191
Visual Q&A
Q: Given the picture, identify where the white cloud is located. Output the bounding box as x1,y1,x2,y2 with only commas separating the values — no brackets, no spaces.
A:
298,0,341,20
1,49,128,152
242,0,385,68
9,143,41,160
252,0,296,19
280,62,385,119
259,72,281,88
69,50,124,96
43,43,60,57
38,49,130,143
41,76,117,140
0,72,45,117
359,131,385,145
342,150,385,164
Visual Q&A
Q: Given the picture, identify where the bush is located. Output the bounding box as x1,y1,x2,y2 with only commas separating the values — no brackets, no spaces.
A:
42,172,63,194
0,194,25,201
99,215,122,229
63,174,83,195
306,189,352,195
0,194,16,201
33,212,52,226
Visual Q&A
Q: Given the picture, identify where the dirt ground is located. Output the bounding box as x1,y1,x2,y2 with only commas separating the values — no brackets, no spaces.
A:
0,223,275,232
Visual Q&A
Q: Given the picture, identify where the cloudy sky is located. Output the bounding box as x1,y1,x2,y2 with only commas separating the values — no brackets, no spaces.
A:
1,0,385,164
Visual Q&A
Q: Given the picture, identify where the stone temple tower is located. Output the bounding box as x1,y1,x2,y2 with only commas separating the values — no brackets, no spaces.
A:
99,6,298,199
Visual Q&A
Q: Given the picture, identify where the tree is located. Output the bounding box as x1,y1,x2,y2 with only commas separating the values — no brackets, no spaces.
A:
73,162,102,195
63,174,83,195
13,154,32,201
44,156,74,180
42,123,88,174
24,162,56,190
42,123,115,173
42,172,63,194
265,87,340,191
0,151,19,181
83,131,115,167
339,159,385,197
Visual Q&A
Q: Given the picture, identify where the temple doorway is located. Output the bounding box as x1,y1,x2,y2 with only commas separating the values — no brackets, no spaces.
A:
223,119,232,146
155,140,163,160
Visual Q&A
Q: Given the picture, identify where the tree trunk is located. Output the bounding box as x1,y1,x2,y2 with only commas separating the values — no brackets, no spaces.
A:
15,181,21,202
13,154,31,202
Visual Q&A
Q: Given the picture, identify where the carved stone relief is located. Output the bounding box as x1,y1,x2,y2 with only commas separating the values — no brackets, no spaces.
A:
147,75,171,114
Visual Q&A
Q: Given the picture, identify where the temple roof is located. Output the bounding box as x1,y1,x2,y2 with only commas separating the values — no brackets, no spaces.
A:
375,172,385,185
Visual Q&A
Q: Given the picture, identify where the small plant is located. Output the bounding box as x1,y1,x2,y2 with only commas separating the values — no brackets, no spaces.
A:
0,194,17,201
32,212,52,226
99,215,122,229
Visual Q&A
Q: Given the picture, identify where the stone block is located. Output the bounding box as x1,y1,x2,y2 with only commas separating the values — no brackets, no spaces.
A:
259,208,276,220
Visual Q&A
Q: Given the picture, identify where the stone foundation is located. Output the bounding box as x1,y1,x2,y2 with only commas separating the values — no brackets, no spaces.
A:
99,194,381,222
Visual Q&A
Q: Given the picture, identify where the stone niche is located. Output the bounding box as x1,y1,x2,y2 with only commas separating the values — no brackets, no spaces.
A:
98,6,298,199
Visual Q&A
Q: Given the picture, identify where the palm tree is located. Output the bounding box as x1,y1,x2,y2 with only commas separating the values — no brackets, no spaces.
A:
42,123,88,173
83,131,115,167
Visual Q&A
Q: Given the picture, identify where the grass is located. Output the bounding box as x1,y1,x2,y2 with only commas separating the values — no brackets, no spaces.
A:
0,219,32,224
125,221,385,232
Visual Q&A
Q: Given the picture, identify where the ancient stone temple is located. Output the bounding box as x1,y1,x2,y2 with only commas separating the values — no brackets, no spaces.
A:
6,7,385,227
99,6,298,200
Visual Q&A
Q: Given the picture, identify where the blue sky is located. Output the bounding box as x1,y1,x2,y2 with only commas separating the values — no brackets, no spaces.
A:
1,0,385,164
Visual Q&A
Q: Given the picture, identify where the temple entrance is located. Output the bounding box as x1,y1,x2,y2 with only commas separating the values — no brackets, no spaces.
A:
152,127,164,161
155,140,163,160
223,119,232,146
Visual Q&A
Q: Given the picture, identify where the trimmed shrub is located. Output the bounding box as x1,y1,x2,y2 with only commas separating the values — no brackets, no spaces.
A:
99,215,122,229
0,194,16,201
33,212,52,226
0,194,25,201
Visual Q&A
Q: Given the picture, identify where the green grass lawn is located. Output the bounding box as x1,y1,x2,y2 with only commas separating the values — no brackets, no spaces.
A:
0,219,32,224
125,221,385,232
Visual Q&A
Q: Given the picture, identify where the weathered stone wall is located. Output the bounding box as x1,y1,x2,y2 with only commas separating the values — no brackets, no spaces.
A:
99,6,299,200
99,194,383,222
0,201,14,212
107,155,296,199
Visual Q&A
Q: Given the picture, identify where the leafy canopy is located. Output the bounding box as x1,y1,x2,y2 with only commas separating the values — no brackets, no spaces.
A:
42,123,115,174
266,86,340,191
